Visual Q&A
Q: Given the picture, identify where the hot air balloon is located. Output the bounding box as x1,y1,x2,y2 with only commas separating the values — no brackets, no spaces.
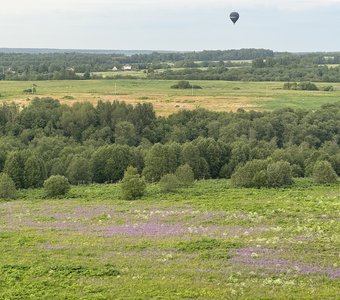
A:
230,12,239,24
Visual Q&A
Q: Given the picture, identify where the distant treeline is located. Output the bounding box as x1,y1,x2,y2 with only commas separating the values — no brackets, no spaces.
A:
2,50,340,82
0,49,273,80
0,98,339,189
149,56,340,82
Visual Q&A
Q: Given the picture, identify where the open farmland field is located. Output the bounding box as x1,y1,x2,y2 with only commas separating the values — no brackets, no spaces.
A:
1,80,340,115
0,179,339,299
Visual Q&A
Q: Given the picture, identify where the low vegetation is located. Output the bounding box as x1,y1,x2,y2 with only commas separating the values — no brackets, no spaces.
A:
0,180,338,298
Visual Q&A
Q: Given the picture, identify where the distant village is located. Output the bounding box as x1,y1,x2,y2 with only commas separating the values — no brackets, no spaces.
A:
112,65,132,71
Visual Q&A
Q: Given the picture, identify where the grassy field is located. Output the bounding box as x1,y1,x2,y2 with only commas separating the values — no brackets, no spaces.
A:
1,80,340,115
0,179,339,299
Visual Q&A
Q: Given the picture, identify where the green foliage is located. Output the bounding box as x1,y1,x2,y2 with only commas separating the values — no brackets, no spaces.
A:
313,160,338,184
115,121,137,146
159,174,180,193
44,175,70,197
121,166,146,200
66,156,92,185
266,161,293,187
171,81,202,89
0,173,17,199
320,85,334,91
0,99,339,188
3,151,25,188
91,144,136,183
24,155,47,188
283,82,319,91
232,160,293,188
231,160,269,188
175,164,195,187
143,143,181,182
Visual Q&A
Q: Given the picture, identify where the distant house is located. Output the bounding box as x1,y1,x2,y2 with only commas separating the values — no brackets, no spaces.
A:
112,66,118,71
123,65,132,71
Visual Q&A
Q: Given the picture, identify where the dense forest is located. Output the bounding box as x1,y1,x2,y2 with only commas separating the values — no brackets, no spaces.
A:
0,98,339,190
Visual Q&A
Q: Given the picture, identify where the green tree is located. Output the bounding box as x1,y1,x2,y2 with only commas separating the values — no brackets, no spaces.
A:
44,175,70,197
115,121,137,146
231,159,269,188
4,151,25,188
313,160,338,184
49,158,66,176
66,156,92,185
83,71,91,80
181,143,209,179
175,164,194,187
159,174,179,193
121,166,146,200
0,173,17,199
143,143,181,182
24,155,47,188
266,161,293,188
91,145,133,183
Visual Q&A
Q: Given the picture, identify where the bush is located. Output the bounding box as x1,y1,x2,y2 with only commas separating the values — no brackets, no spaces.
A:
159,174,179,193
283,82,319,91
171,81,202,89
313,160,338,184
321,85,334,91
0,173,17,199
44,175,70,197
231,160,293,188
231,160,269,188
266,161,293,187
175,164,194,187
121,166,146,200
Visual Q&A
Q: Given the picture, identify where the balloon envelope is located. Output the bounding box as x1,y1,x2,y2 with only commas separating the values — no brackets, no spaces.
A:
230,12,239,24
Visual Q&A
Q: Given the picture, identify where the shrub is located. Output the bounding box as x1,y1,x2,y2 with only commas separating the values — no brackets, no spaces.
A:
159,174,179,193
283,82,319,91
231,160,293,188
266,161,293,187
171,81,202,89
44,175,70,197
231,159,269,188
175,164,194,187
313,160,338,184
0,173,17,199
121,166,146,200
321,85,334,91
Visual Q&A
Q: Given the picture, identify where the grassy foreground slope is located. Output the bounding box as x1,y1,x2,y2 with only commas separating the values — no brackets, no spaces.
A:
1,80,340,115
0,179,339,299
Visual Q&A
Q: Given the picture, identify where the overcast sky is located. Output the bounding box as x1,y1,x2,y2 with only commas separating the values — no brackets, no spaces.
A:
1,0,340,52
